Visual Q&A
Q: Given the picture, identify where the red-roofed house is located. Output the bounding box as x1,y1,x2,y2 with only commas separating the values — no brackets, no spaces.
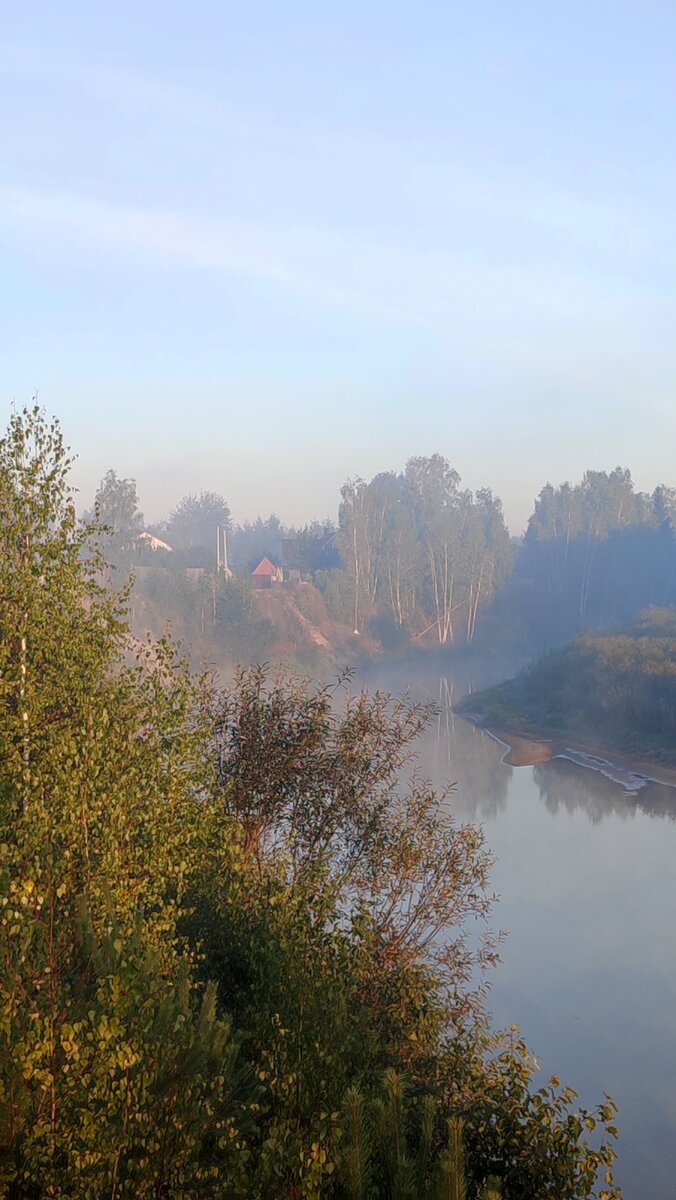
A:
251,556,283,589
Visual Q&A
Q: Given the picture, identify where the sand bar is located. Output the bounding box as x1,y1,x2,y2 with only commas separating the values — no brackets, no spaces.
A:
464,716,676,792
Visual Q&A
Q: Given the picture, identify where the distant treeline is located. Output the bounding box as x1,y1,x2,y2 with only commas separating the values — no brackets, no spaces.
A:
500,469,676,648
89,460,676,665
462,607,676,764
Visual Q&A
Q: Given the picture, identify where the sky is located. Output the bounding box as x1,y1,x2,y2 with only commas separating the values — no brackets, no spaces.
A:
2,0,676,532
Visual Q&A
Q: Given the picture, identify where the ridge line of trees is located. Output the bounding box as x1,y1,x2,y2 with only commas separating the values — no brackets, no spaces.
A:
90,456,675,666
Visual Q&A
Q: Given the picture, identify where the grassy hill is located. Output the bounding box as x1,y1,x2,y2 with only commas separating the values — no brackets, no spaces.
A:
460,608,676,764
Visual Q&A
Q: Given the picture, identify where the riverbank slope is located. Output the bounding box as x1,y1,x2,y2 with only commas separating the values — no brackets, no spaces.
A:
459,608,676,786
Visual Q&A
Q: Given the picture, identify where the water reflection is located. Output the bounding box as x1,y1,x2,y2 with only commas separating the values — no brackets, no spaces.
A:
413,678,512,821
534,757,676,824
361,661,676,828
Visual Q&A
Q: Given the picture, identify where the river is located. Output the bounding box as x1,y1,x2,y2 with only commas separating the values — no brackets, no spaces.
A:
362,658,676,1200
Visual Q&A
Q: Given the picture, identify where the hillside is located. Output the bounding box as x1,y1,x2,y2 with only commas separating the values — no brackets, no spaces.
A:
460,608,676,765
128,566,378,673
251,582,378,666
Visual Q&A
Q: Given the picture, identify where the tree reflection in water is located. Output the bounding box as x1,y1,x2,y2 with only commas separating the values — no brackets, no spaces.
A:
534,756,676,824
413,677,512,821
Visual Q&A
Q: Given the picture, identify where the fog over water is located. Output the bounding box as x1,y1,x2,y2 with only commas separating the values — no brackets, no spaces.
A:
361,657,676,1200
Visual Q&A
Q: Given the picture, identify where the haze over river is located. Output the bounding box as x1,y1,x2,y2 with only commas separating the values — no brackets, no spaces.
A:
363,658,676,1200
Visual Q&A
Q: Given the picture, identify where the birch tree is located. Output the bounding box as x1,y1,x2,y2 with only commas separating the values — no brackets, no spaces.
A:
405,456,463,644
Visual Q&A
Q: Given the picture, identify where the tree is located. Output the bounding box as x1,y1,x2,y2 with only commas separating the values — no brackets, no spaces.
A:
0,413,122,818
167,491,231,566
93,468,144,569
405,456,467,645
291,521,341,576
209,666,499,1035
214,574,276,662
0,408,252,1196
512,468,674,645
653,484,676,526
196,664,621,1199
464,490,513,644
337,458,513,647
340,1074,480,1200
229,514,286,573
338,477,374,632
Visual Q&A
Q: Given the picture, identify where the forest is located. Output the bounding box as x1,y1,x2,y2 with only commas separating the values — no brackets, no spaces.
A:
90,456,676,674
0,407,624,1197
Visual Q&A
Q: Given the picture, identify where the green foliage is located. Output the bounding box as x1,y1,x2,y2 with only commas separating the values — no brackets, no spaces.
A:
289,522,340,576
93,468,144,571
214,574,277,662
229,514,286,574
209,665,496,1000
465,607,676,763
0,899,251,1198
438,1024,621,1200
0,408,125,820
86,454,676,664
187,665,494,1195
0,407,623,1198
338,1074,487,1200
0,406,252,1197
314,567,355,625
166,491,231,567
341,1085,374,1199
128,568,276,670
338,460,513,644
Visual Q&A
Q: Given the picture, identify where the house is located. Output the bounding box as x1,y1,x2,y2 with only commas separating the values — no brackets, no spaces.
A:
251,556,283,589
137,531,173,553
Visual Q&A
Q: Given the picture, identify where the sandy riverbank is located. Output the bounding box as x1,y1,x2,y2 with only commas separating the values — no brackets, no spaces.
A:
464,718,676,791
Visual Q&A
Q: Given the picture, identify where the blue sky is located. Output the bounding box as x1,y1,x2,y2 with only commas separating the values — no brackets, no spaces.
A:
2,0,675,530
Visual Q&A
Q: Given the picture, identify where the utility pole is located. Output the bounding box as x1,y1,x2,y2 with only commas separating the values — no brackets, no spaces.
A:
216,525,229,576
222,525,229,575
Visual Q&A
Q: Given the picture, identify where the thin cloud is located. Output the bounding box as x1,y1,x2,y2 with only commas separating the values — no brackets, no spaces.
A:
0,41,661,260
0,182,671,349
0,184,433,328
0,43,311,147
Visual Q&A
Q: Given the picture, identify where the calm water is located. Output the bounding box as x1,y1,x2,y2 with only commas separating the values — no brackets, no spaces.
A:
365,662,676,1199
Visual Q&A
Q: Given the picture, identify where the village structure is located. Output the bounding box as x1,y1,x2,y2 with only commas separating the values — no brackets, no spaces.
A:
137,531,173,553
250,556,283,588
135,527,311,592
250,539,308,588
